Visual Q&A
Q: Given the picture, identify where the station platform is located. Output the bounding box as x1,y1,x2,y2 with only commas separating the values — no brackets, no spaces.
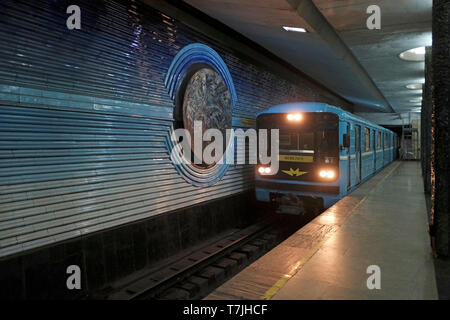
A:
205,161,438,300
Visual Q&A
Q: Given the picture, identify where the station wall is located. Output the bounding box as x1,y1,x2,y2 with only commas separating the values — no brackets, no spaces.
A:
0,0,348,297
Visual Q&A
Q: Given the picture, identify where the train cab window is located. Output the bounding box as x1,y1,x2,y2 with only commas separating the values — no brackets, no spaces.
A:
377,132,381,150
279,132,315,153
257,112,339,164
279,134,291,147
316,130,338,164
300,133,315,152
364,128,370,152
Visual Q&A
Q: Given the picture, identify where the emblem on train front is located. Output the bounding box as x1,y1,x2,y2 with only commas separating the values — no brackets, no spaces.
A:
282,168,308,177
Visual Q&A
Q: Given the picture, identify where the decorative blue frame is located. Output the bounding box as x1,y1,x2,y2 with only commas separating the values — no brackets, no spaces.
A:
164,43,237,187
165,43,238,106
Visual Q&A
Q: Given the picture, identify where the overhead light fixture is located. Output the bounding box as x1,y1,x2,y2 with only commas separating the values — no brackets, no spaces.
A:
399,47,426,61
282,26,307,33
406,83,424,90
409,99,422,103
411,47,426,55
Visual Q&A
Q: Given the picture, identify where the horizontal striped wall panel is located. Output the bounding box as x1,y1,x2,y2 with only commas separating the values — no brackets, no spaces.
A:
0,103,253,256
0,0,345,257
0,0,341,117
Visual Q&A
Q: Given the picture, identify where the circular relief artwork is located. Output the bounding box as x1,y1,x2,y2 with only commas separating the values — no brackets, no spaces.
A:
182,67,233,167
164,43,237,187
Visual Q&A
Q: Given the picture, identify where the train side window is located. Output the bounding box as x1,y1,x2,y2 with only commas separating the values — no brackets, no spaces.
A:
377,132,381,150
364,127,370,152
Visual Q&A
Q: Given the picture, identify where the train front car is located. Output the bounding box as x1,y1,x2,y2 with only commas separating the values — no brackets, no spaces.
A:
255,103,343,216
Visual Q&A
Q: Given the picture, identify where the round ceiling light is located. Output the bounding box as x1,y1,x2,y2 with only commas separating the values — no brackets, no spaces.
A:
406,83,424,90
399,47,426,61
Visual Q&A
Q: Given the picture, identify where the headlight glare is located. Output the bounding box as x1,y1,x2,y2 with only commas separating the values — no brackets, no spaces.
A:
319,169,336,179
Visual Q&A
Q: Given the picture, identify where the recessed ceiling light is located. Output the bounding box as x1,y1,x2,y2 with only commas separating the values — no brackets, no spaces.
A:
399,47,426,61
406,83,424,90
409,99,422,103
412,47,426,54
282,26,307,33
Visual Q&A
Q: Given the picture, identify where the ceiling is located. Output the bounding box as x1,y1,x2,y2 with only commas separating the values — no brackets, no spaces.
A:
183,0,432,125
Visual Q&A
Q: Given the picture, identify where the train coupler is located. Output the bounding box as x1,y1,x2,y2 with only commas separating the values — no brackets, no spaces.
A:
271,193,306,216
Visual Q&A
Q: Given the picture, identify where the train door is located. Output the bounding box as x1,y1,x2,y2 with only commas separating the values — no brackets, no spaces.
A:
373,129,376,173
355,125,361,185
346,123,351,190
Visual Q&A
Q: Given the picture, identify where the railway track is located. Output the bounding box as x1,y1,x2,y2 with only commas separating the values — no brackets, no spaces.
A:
98,213,304,300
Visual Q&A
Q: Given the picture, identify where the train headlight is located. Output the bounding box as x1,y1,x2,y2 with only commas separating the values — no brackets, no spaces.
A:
287,113,302,121
319,170,335,179
258,166,272,175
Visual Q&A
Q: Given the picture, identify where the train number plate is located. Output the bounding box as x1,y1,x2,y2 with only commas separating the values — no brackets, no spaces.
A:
278,155,313,163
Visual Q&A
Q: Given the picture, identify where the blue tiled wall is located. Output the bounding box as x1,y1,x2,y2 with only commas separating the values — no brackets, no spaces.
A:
0,0,347,257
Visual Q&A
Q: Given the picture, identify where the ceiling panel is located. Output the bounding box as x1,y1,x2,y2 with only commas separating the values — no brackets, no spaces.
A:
313,0,432,124
185,0,386,111
184,0,432,124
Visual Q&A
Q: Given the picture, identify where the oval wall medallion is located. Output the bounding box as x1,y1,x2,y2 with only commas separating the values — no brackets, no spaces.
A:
164,43,237,187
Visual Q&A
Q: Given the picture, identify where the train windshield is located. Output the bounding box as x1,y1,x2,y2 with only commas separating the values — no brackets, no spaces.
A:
279,131,315,154
257,112,339,163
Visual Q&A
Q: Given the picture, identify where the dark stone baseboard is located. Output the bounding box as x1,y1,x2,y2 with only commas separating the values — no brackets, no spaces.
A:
0,191,258,299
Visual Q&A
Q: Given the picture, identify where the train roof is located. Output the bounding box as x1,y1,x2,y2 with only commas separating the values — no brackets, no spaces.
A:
257,102,392,133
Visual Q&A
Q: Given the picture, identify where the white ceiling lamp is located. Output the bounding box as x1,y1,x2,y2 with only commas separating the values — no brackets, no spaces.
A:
399,47,426,61
409,99,422,103
282,26,307,33
406,83,424,90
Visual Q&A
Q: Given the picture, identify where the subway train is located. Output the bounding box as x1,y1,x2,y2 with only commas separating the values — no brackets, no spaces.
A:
255,102,396,215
